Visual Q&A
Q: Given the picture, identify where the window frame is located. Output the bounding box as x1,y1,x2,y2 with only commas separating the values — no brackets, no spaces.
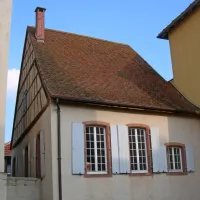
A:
127,124,152,176
165,143,187,175
83,121,112,178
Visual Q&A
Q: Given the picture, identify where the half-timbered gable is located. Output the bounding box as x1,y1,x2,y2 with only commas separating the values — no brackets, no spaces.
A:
12,32,48,148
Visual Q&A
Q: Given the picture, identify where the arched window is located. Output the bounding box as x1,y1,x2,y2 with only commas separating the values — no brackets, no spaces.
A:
83,121,111,177
127,124,152,175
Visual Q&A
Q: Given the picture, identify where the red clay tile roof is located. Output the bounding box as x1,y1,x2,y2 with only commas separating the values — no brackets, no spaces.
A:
5,142,11,155
27,26,199,115
158,0,200,39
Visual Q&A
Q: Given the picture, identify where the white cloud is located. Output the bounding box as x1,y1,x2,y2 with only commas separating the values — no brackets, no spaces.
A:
7,68,20,97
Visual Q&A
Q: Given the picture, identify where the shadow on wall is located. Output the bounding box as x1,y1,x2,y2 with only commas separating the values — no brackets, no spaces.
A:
167,116,200,200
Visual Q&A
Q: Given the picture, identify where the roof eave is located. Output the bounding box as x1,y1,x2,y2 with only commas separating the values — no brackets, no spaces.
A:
51,96,200,117
157,32,169,40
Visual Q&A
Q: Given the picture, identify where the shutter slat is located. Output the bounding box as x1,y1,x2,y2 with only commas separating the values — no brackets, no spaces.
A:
118,125,130,173
33,137,36,177
186,146,195,172
40,130,45,177
110,125,119,174
72,123,84,174
159,145,168,172
151,127,160,172
28,142,31,177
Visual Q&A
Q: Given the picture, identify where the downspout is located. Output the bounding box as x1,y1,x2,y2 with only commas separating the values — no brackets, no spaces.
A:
56,98,62,200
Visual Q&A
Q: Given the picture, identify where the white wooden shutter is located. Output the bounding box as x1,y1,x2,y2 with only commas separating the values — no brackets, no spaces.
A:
22,148,25,177
110,125,119,174
151,127,160,172
28,142,31,177
72,123,84,174
186,146,195,172
40,130,45,178
118,125,130,173
159,145,168,172
33,137,36,177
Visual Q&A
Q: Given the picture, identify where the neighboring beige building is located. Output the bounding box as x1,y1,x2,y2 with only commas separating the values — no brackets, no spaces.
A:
158,0,200,108
0,0,12,200
0,0,12,173
11,6,200,200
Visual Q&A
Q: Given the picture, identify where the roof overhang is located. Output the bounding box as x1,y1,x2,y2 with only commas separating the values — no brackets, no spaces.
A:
52,96,200,117
157,0,200,40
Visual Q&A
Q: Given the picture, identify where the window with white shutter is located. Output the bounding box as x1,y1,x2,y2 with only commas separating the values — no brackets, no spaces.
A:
118,125,130,174
151,127,168,173
72,122,111,177
110,125,120,174
186,146,195,172
72,123,85,175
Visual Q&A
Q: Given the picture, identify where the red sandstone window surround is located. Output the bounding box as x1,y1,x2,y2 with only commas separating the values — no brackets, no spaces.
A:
126,124,152,176
83,121,112,177
165,143,187,175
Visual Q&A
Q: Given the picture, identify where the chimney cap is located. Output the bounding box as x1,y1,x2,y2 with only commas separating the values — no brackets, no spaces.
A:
35,7,46,12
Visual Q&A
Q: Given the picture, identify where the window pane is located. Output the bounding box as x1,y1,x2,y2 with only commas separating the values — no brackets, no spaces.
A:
102,164,106,171
101,135,104,141
86,142,90,148
100,128,104,134
86,134,89,141
90,127,94,133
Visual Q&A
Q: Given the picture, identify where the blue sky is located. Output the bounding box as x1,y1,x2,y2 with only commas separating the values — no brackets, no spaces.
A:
5,0,193,142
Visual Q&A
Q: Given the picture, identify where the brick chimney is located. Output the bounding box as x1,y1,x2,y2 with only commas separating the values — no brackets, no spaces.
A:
35,7,46,42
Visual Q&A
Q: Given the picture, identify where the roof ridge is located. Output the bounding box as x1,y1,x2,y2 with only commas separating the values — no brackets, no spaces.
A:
27,25,130,47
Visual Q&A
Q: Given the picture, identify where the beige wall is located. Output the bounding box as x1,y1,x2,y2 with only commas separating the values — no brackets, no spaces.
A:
169,7,200,107
50,104,200,200
6,177,41,200
0,0,12,172
12,106,53,200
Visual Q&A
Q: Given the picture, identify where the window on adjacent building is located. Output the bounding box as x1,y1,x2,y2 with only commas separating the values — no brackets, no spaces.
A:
25,145,29,177
36,133,41,178
85,126,107,174
128,126,151,174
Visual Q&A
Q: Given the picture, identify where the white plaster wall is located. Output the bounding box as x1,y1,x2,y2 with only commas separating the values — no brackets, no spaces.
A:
0,0,12,172
51,104,200,200
6,177,41,200
12,106,53,200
